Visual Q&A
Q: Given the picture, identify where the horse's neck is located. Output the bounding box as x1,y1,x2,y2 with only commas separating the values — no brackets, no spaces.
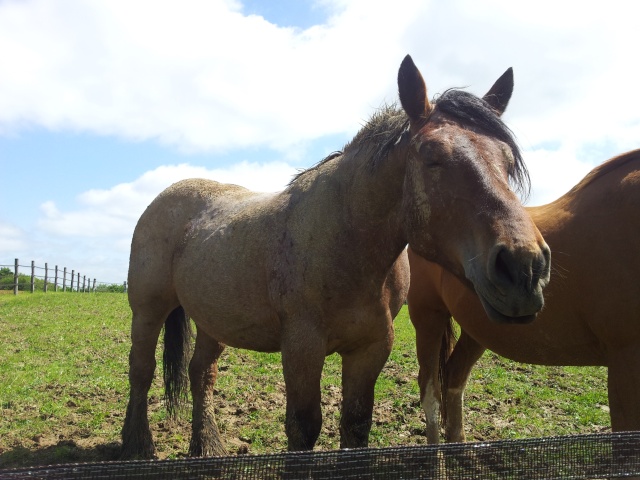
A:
289,146,409,270
343,147,408,256
528,202,568,239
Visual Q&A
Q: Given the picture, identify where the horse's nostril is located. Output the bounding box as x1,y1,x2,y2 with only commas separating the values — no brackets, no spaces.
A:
493,247,515,286
532,245,551,288
490,245,549,292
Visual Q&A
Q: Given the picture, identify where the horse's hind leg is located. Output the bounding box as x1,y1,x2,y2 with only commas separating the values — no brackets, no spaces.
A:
340,335,393,448
188,327,227,457
121,305,167,459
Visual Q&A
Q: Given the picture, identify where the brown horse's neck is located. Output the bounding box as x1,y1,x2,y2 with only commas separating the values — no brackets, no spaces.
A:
285,131,410,276
340,137,411,266
527,201,570,240
286,107,411,275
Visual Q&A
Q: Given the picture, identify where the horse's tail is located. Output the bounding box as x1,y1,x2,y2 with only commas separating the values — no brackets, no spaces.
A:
438,316,457,429
163,306,193,418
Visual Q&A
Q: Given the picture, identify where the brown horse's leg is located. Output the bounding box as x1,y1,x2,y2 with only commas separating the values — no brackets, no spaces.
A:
188,327,227,457
340,336,393,448
608,347,640,431
412,310,451,444
121,311,165,459
442,330,486,443
608,348,640,479
281,327,326,451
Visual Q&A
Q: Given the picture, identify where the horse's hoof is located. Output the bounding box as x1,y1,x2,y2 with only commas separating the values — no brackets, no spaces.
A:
188,441,229,458
120,440,156,460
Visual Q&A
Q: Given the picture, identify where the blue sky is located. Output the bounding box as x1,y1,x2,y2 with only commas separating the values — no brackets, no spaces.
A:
1,0,639,283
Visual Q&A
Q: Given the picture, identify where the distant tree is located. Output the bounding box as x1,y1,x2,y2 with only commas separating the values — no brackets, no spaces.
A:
0,273,39,290
0,268,16,290
95,283,125,293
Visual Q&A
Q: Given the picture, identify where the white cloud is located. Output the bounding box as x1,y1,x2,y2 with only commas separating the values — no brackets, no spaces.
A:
0,0,424,151
2,0,639,162
0,222,26,254
524,146,596,207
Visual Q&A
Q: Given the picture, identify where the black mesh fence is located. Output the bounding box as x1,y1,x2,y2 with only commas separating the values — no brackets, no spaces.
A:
2,431,639,479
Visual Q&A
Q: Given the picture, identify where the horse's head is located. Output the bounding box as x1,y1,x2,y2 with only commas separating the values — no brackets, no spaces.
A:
398,55,550,324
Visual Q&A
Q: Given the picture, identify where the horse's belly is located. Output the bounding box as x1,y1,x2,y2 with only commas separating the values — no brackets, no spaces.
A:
465,322,606,366
187,303,282,352
171,222,286,350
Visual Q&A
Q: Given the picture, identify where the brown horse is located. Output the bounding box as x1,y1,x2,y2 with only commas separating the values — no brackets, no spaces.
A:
121,55,551,459
408,149,640,444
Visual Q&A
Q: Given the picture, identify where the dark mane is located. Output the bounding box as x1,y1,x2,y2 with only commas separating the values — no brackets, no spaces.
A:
288,151,342,186
435,89,530,198
289,105,409,185
343,105,410,167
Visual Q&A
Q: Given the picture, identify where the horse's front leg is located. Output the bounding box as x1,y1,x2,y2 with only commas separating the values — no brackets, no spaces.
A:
281,325,326,451
411,308,452,444
188,328,227,457
340,332,393,448
442,330,486,443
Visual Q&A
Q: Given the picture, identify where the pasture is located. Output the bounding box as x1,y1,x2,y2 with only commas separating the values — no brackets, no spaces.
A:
0,292,609,469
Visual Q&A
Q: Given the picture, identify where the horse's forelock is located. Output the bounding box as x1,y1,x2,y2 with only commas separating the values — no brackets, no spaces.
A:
434,89,531,199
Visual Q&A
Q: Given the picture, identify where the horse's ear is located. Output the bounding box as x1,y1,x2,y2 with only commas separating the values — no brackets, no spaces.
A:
398,55,433,122
482,67,514,116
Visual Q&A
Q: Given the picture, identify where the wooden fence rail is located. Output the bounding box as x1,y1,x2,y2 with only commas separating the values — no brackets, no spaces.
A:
1,258,126,295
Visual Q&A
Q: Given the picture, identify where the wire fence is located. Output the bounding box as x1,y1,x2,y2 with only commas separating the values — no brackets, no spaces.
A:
0,258,126,294
1,431,639,479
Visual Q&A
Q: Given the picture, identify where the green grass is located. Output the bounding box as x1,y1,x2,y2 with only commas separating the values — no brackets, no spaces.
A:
0,292,609,469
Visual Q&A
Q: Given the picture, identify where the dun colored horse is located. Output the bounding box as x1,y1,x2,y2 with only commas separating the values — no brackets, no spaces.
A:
408,150,640,444
121,55,551,459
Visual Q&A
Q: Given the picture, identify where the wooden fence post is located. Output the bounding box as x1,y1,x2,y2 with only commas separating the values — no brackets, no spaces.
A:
5,260,118,295
123,281,127,293
30,260,35,293
13,258,18,295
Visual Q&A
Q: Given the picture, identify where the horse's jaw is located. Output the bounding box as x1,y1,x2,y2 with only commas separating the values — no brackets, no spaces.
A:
476,293,539,325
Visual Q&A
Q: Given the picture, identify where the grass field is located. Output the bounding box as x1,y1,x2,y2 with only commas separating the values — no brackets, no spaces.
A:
0,292,610,469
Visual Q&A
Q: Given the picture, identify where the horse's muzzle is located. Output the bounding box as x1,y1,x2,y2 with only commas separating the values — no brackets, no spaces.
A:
474,242,551,324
